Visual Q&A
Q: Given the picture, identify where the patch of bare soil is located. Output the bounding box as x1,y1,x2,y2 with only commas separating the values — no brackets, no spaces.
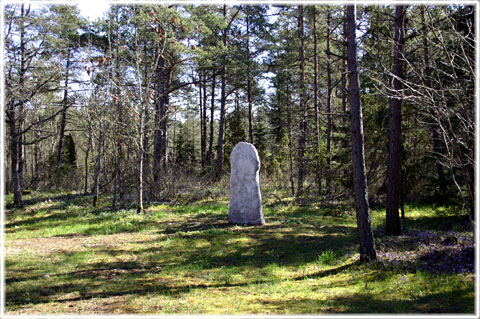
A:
5,233,157,256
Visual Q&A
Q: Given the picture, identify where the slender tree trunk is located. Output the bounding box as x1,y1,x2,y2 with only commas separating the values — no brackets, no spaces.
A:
56,47,71,170
92,130,105,207
143,108,150,194
216,4,228,179
113,9,125,209
137,106,145,213
32,121,39,190
18,4,27,192
246,10,253,144
207,74,216,167
326,8,332,200
199,72,205,169
142,44,151,197
313,6,322,196
346,5,376,262
342,16,349,179
296,5,307,197
286,84,295,197
202,73,208,170
386,5,406,236
421,6,446,191
8,101,21,206
84,115,92,195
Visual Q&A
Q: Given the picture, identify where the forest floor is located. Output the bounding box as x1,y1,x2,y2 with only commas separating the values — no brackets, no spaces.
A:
4,190,475,314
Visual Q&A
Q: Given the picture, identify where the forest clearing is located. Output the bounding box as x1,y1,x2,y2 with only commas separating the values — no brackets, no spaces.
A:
4,190,475,314
3,2,476,316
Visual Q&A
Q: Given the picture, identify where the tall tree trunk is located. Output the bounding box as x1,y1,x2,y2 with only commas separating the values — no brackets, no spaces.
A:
246,9,253,144
153,54,168,185
113,8,125,209
137,105,145,213
84,113,93,195
56,47,71,170
18,4,27,192
386,5,406,236
207,74,216,167
32,118,39,190
216,4,228,179
296,5,307,197
325,8,332,200
92,130,105,207
313,6,322,196
421,6,446,191
199,72,206,169
8,101,21,206
202,73,208,170
143,104,150,194
346,5,377,262
286,84,295,197
342,16,349,179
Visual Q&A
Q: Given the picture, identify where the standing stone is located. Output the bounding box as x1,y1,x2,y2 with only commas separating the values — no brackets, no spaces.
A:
229,142,265,225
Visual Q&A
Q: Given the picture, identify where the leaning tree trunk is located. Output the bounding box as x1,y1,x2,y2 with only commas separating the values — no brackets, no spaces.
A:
386,5,406,236
346,5,377,262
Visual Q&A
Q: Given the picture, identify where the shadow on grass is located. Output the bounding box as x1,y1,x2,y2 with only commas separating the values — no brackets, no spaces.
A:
6,259,362,308
258,287,473,313
5,192,86,210
404,214,470,231
329,287,473,313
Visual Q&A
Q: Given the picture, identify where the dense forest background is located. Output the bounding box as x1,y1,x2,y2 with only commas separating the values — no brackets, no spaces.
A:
4,4,475,227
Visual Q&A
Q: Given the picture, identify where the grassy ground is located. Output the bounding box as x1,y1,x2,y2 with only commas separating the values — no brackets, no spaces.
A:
4,190,475,314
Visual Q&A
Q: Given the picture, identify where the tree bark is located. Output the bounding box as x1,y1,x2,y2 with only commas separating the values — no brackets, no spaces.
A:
207,73,216,167
216,4,228,179
386,5,406,236
296,5,307,197
17,4,27,192
346,5,377,262
286,84,295,197
326,7,332,200
8,101,21,206
342,15,349,179
84,112,93,195
137,105,145,213
246,9,253,144
56,47,71,170
199,72,205,169
313,6,322,196
202,73,208,170
92,130,105,207
153,53,168,185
